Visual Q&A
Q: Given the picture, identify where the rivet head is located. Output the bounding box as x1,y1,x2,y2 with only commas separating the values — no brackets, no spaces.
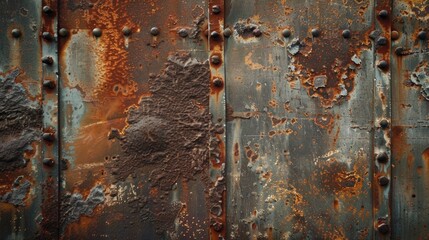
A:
178,28,188,38
211,55,221,65
122,26,132,36
43,158,55,167
311,28,321,37
379,119,389,129
43,80,56,89
211,31,220,38
42,32,53,41
282,29,291,38
378,176,389,186
342,29,351,39
395,47,404,56
92,28,102,37
378,10,388,18
42,132,55,142
417,30,427,40
223,28,232,38
213,78,223,87
377,223,389,234
391,30,399,40
59,28,69,37
376,152,389,164
212,5,221,14
377,60,388,70
376,36,387,46
43,6,54,14
150,27,160,36
11,29,21,38
41,56,53,65
253,28,262,37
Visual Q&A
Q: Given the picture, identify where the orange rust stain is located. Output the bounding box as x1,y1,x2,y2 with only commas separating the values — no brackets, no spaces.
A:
314,113,335,132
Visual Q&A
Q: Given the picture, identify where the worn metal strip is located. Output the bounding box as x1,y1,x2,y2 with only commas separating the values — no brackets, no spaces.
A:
372,0,392,238
208,0,227,239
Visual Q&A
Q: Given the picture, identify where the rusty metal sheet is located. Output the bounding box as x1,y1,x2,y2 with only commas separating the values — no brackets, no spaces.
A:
225,0,379,239
391,0,429,238
57,0,212,239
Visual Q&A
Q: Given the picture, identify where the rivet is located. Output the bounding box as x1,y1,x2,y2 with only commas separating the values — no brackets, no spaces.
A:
282,29,291,38
311,28,321,37
211,31,220,38
178,28,188,38
43,6,54,14
391,31,399,40
377,223,389,234
150,27,160,36
379,119,389,129
377,60,388,70
43,80,56,89
376,36,387,46
211,55,221,65
342,29,351,39
41,56,53,65
11,29,21,38
417,30,427,40
378,176,389,186
223,28,232,38
378,10,388,18
395,47,404,56
59,28,69,37
42,32,53,41
122,26,132,36
212,5,221,14
213,78,223,87
253,28,262,37
376,152,389,164
92,28,102,37
43,158,55,167
42,132,55,142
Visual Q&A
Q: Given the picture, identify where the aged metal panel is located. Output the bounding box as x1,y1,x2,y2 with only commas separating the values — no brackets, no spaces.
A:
391,0,429,239
225,0,378,239
58,0,212,239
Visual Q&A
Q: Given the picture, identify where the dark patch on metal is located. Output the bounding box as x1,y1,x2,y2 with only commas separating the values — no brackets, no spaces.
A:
233,21,259,39
38,177,59,239
61,185,105,231
67,0,94,11
0,177,31,206
0,69,42,172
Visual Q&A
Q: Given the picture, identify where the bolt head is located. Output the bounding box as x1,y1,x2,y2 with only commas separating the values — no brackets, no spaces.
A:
223,28,232,37
93,28,102,37
43,6,54,14
43,158,55,167
42,32,53,41
122,27,132,36
41,56,53,65
376,36,388,46
150,27,160,36
342,29,351,39
178,28,188,38
211,31,220,38
379,119,389,129
417,30,427,40
378,176,389,186
378,10,388,18
213,78,223,87
311,28,321,37
11,29,21,38
43,80,56,89
211,55,221,65
376,152,389,164
377,60,388,70
377,223,389,234
395,47,404,56
282,29,291,38
42,132,55,142
59,28,69,37
391,30,399,40
253,28,262,37
212,5,221,14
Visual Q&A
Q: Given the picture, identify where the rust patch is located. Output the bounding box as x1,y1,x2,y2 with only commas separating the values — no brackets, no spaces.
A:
0,69,42,172
317,160,362,195
0,176,31,207
39,176,58,239
408,61,429,100
314,113,335,131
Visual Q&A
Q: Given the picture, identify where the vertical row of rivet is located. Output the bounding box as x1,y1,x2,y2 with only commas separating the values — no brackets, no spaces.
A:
208,1,226,239
373,0,392,238
41,0,59,237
